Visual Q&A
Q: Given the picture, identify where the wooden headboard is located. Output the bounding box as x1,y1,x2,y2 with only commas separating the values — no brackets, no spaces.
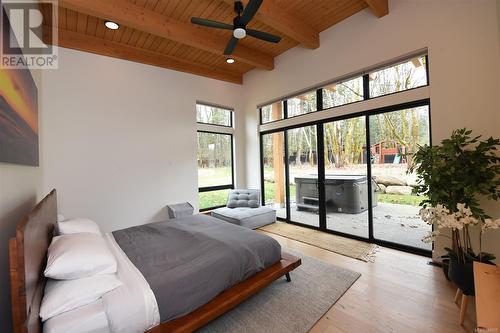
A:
9,189,57,333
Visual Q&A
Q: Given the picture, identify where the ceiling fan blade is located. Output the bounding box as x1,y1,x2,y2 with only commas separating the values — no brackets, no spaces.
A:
224,37,239,55
191,17,233,30
246,29,281,43
240,0,263,25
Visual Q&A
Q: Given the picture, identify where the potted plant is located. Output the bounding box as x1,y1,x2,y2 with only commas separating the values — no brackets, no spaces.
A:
409,128,500,295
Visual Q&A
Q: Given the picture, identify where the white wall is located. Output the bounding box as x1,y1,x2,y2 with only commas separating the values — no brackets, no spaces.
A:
40,48,244,232
241,0,500,260
0,70,43,333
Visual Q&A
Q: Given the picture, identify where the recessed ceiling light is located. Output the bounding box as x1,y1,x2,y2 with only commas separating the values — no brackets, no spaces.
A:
105,21,119,30
226,58,235,64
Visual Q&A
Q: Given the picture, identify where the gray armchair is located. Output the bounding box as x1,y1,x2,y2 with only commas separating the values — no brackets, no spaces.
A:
211,189,276,229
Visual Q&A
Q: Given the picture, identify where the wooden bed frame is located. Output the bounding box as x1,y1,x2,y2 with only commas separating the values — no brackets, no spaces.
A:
9,190,301,333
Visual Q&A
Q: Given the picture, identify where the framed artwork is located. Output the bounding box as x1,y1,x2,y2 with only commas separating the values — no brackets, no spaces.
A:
0,7,38,166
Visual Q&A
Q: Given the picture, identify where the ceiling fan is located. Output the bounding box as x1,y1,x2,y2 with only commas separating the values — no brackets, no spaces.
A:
191,0,282,55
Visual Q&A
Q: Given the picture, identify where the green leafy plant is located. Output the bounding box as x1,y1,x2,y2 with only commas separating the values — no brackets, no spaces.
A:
408,128,500,263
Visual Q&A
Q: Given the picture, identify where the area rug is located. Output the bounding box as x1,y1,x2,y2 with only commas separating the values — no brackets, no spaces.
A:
259,222,379,262
198,252,360,333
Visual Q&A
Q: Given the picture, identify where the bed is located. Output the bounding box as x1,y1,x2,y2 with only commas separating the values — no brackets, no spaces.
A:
9,190,301,333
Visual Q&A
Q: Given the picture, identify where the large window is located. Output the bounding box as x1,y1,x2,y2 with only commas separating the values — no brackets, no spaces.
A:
287,90,317,117
261,102,284,124
322,76,364,109
369,56,428,98
197,103,234,211
196,103,232,127
259,53,429,124
258,52,432,256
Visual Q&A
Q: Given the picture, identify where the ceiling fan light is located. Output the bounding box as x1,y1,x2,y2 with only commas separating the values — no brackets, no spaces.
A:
226,58,235,64
233,28,246,39
105,21,119,30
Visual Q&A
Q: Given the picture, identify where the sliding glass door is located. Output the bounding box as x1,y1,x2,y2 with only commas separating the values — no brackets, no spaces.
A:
369,105,431,250
260,101,432,256
287,125,320,228
262,132,286,219
322,116,370,238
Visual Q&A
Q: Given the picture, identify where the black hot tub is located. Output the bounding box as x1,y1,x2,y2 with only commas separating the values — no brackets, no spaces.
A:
295,175,378,214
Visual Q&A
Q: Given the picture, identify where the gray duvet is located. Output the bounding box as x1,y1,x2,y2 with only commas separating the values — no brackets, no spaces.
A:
112,214,281,323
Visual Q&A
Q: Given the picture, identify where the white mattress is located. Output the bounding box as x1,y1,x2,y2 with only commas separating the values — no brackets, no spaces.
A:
44,233,160,333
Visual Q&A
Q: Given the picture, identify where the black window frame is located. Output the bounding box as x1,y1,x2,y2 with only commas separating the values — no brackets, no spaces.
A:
257,52,432,257
196,102,234,128
258,53,430,125
259,99,433,257
367,54,429,99
197,130,235,212
259,102,285,125
284,90,318,119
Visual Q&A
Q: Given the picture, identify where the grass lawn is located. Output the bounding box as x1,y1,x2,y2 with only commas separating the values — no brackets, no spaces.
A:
198,167,232,188
377,193,425,206
198,167,231,209
264,181,296,204
264,181,423,207
199,189,230,210
198,167,425,209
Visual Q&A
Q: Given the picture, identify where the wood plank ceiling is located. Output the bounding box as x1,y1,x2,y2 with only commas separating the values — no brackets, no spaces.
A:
41,0,388,84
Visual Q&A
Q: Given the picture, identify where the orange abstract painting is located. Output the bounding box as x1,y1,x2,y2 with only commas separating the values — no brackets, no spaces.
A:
0,11,38,166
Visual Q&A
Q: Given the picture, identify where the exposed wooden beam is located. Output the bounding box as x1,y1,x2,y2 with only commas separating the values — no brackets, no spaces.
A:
364,0,389,18
222,0,319,49
58,0,274,70
43,28,243,84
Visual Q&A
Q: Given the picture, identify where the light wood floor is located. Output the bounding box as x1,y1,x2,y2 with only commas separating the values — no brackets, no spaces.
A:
261,231,477,333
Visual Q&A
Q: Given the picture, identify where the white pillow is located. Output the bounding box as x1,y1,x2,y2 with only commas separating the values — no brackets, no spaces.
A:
58,218,101,235
40,275,122,321
45,233,117,280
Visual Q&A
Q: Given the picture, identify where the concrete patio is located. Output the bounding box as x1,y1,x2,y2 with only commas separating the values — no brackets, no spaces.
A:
276,202,431,250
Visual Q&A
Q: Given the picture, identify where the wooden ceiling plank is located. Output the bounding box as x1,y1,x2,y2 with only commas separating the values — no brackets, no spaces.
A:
161,40,178,55
171,0,191,20
149,36,163,52
85,16,98,36
94,18,106,38
45,28,242,84
127,29,141,46
134,31,150,48
156,38,171,53
181,0,207,23
142,34,156,49
75,12,88,34
221,0,319,49
59,0,274,69
134,0,148,8
119,27,134,44
154,0,170,14
145,0,160,11
364,0,388,18
59,8,67,30
161,0,180,16
65,9,77,31
112,23,126,42
103,24,116,41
